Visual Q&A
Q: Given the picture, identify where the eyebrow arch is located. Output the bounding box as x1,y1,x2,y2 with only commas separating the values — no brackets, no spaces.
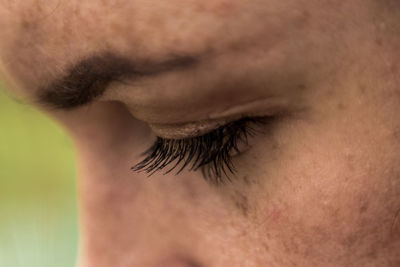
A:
38,52,199,110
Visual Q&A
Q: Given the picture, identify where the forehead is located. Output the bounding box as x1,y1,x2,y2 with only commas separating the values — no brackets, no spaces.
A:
0,0,310,91
0,0,247,89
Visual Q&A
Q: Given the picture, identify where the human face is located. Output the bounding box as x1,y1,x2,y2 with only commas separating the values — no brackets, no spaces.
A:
0,1,400,266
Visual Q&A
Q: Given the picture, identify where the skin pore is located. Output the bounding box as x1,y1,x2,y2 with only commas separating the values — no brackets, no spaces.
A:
0,0,400,266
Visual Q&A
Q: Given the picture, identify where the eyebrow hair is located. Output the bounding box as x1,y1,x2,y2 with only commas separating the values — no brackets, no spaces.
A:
38,52,199,110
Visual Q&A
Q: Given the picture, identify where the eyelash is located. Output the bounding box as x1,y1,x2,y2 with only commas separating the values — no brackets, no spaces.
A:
132,117,267,184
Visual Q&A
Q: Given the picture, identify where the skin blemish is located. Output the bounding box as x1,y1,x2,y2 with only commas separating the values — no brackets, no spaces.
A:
391,207,400,234
359,84,367,94
345,153,356,172
217,1,237,11
297,84,307,91
232,190,249,217
336,102,346,111
343,234,358,248
242,175,251,186
262,240,270,252
359,202,369,214
293,10,311,26
268,205,282,222
392,129,400,142
375,38,383,46
240,175,259,187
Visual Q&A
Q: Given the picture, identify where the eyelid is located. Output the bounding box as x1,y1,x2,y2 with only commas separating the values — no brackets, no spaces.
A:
209,97,289,119
133,117,268,183
146,97,289,139
149,120,227,139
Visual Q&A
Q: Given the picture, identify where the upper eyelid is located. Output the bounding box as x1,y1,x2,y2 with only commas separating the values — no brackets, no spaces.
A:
146,97,288,139
148,112,272,139
132,117,268,183
149,120,227,139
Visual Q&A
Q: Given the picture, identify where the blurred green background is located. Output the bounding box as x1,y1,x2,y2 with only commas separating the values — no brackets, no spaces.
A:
0,82,78,267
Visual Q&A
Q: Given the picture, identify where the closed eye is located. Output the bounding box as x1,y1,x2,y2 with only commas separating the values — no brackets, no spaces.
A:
132,117,269,185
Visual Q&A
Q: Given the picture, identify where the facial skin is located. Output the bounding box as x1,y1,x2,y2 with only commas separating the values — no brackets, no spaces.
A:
1,0,400,266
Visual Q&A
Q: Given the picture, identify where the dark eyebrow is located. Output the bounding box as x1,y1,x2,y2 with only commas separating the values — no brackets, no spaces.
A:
38,52,199,110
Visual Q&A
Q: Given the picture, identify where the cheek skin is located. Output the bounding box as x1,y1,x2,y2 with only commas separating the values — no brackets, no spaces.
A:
243,95,400,266
66,98,400,267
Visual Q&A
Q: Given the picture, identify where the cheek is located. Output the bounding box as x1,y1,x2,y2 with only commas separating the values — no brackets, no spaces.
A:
250,118,400,264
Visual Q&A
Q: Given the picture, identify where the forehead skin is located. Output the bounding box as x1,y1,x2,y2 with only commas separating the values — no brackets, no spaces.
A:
0,0,398,89
0,0,380,125
0,0,346,100
1,1,400,267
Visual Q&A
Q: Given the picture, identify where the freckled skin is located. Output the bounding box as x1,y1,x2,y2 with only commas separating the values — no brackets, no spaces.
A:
1,1,400,266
